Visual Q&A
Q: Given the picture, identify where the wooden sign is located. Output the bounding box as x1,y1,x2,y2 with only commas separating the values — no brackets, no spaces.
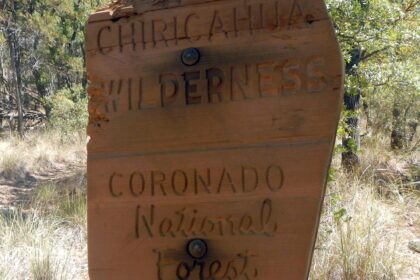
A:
86,0,343,279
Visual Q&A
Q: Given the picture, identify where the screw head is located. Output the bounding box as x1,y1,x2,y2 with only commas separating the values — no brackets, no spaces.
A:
181,48,201,66
187,239,208,259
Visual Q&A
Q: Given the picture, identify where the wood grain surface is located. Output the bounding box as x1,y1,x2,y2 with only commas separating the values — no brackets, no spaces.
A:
86,0,344,279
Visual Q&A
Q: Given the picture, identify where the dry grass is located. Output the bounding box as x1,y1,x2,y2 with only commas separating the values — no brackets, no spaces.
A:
0,130,418,279
0,130,88,280
0,200,88,279
310,134,419,280
0,130,86,181
311,174,407,279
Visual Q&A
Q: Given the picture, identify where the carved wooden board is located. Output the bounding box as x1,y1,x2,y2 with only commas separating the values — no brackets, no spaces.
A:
86,0,343,279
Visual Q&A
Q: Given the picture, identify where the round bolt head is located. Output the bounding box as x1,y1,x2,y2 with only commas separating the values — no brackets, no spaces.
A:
187,239,208,259
181,48,201,66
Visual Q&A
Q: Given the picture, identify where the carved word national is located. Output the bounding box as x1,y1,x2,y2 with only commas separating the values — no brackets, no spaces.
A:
136,199,278,239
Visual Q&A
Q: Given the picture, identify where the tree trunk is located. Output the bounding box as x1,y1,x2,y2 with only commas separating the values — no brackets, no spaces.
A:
407,112,419,144
81,42,88,91
342,48,363,171
408,121,418,143
391,102,405,150
340,0,371,171
30,36,52,118
342,88,361,171
4,2,24,136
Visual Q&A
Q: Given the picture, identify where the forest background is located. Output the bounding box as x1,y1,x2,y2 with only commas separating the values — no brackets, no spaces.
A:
0,0,419,279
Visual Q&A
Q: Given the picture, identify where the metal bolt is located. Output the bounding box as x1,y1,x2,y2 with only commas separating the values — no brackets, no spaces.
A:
181,48,201,66
187,239,208,259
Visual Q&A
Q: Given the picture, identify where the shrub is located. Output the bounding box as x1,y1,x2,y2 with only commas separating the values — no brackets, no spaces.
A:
47,86,88,139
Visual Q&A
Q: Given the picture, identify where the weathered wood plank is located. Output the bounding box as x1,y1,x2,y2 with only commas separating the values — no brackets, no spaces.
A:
86,0,343,279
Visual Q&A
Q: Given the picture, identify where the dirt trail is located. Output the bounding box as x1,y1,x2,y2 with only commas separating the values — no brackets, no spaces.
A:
0,163,86,209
